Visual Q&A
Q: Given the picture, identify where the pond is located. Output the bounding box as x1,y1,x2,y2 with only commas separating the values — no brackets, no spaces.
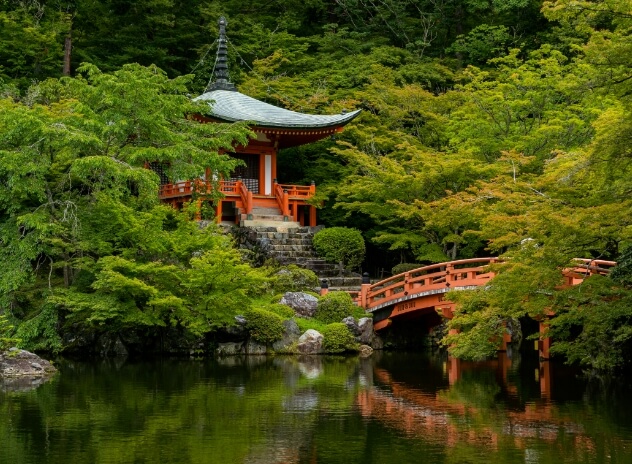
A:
2,351,631,463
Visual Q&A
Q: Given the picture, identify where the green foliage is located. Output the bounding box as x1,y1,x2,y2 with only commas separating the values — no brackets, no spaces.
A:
258,302,296,320
448,25,512,64
547,276,632,371
313,227,365,271
391,263,422,275
322,323,358,353
0,314,20,352
244,308,285,345
270,265,319,292
316,292,357,324
14,304,61,354
611,246,632,287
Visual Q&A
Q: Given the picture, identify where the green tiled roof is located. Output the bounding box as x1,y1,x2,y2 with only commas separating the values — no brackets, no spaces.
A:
196,90,361,129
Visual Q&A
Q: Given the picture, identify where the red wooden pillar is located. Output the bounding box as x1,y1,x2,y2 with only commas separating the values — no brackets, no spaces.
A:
539,321,551,360
215,200,223,223
448,357,461,386
309,205,317,227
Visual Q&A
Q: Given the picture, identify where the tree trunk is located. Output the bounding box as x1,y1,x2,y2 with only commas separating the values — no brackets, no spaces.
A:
63,32,72,76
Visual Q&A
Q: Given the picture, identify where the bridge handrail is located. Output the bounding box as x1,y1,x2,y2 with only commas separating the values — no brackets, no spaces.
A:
368,258,499,292
364,258,499,309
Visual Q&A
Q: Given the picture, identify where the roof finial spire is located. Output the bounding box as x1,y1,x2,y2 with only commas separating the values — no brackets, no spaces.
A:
206,16,236,92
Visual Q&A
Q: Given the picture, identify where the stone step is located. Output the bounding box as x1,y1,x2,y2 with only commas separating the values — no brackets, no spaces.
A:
241,219,301,229
323,276,363,287
257,237,312,246
269,252,317,259
242,214,286,221
251,207,283,215
261,245,317,252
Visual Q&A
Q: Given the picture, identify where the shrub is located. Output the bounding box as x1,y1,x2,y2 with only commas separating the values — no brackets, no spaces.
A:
0,315,20,352
271,265,319,292
391,263,421,275
245,308,285,345
316,292,356,324
263,303,296,319
322,323,359,353
313,227,365,273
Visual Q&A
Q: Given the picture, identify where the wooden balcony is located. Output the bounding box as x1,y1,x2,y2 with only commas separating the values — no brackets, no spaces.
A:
158,179,317,226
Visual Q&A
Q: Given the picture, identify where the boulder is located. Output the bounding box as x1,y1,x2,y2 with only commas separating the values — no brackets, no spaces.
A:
357,318,374,344
246,341,267,355
272,319,301,352
297,329,324,355
358,345,373,357
0,349,57,378
280,292,318,318
216,342,245,356
343,316,361,336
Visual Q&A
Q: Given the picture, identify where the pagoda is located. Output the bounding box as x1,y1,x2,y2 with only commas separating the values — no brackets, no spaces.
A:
157,17,360,227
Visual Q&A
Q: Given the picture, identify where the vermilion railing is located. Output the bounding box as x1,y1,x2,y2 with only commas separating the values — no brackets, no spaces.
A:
239,181,253,214
361,258,499,310
274,183,289,216
358,257,618,311
277,183,315,198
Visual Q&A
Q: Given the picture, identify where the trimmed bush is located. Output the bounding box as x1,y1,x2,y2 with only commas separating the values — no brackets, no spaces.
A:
316,292,356,324
271,265,319,292
322,323,359,353
313,227,365,272
391,263,422,276
245,308,285,345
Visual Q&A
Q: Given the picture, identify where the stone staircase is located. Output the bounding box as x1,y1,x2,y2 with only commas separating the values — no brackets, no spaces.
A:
240,206,300,229
237,225,363,292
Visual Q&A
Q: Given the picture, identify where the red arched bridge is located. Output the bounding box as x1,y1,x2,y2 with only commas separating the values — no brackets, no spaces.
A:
350,257,616,357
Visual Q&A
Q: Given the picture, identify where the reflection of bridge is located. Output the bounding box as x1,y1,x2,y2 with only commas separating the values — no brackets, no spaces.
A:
356,357,596,454
354,258,616,357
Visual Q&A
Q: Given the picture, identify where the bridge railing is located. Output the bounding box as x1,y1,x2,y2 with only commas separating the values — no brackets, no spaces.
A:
363,258,499,310
563,258,617,285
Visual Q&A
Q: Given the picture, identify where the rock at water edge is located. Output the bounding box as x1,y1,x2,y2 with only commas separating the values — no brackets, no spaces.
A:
297,329,324,355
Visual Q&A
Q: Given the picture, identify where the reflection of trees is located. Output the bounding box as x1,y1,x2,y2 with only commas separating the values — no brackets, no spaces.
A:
0,356,368,464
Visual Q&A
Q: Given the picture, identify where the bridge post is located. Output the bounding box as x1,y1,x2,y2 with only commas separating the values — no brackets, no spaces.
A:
447,357,461,385
360,272,370,309
445,262,454,286
539,321,552,360
320,279,329,296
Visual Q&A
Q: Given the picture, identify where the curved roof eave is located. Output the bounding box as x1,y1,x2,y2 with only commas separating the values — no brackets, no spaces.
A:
195,89,361,129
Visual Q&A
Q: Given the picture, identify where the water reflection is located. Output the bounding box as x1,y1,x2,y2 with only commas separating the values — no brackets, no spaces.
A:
1,353,631,463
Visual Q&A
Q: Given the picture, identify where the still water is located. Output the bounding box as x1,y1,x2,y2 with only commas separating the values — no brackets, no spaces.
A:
2,351,632,464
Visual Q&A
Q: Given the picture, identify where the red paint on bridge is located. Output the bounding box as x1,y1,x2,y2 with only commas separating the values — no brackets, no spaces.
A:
356,258,617,336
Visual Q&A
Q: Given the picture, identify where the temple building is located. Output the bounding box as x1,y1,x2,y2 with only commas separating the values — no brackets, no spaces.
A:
156,17,360,227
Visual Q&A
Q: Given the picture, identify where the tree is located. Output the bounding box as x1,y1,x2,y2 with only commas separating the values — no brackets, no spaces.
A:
0,63,254,351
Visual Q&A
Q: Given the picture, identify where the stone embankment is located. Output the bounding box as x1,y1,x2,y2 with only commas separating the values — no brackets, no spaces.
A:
215,291,383,357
